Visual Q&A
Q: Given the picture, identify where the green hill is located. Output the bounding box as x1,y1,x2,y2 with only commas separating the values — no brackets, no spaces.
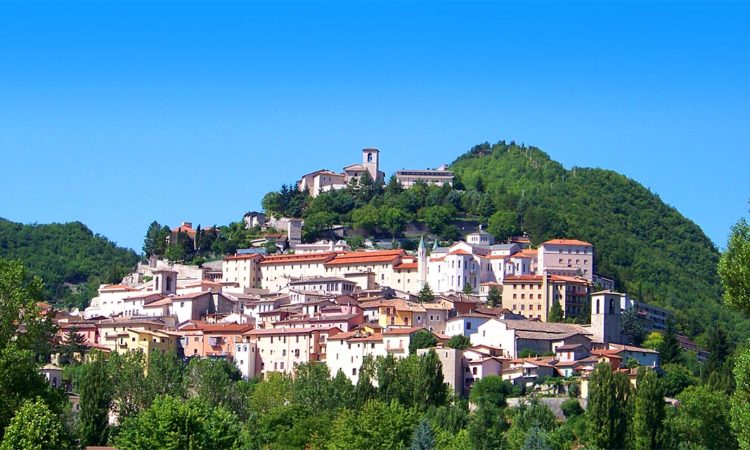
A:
0,218,138,309
450,141,747,342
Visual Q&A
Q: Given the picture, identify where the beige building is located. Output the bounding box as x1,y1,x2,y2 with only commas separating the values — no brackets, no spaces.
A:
222,254,263,290
260,253,336,292
501,274,591,321
395,166,454,188
297,148,384,197
245,326,341,375
538,239,594,281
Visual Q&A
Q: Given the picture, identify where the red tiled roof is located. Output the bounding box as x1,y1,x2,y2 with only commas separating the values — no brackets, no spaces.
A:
245,326,340,336
325,250,405,266
101,284,139,292
224,254,262,262
543,239,593,247
394,262,418,270
383,326,427,336
503,275,543,283
448,249,472,256
259,252,336,266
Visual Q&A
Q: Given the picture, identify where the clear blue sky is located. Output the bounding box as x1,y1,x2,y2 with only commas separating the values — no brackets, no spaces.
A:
1,1,748,252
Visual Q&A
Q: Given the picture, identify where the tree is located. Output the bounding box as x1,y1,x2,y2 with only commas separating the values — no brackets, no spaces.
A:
165,241,187,263
142,221,162,257
488,210,519,242
0,344,65,441
183,358,245,417
0,257,54,356
641,331,663,350
108,350,149,422
506,398,557,450
462,282,474,295
560,398,583,419
415,350,448,409
658,319,682,364
487,286,502,308
731,347,750,449
146,350,185,399
418,283,435,303
446,335,472,350
351,205,380,235
58,327,87,366
0,399,69,450
409,330,438,354
328,399,419,450
115,396,242,450
410,419,436,450
621,308,647,346
632,369,666,450
667,385,737,450
521,426,549,450
661,363,700,397
469,376,513,409
547,300,563,323
718,215,750,314
380,207,409,240
704,325,731,381
302,211,337,242
76,351,113,446
586,363,631,450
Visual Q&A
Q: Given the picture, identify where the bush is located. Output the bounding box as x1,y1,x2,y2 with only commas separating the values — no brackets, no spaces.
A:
561,398,584,419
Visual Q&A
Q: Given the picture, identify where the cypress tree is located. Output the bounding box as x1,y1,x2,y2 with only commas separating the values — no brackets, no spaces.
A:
632,369,666,450
658,319,682,364
587,362,632,449
548,300,564,323
77,352,113,446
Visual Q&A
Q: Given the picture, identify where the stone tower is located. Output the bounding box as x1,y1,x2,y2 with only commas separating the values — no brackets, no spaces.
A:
362,148,380,182
152,268,178,296
590,291,624,344
417,235,428,289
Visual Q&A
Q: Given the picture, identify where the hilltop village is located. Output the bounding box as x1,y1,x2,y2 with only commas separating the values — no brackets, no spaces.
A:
44,148,673,400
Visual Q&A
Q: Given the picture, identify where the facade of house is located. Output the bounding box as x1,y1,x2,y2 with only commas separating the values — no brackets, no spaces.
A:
223,254,263,290
538,239,594,281
395,167,454,188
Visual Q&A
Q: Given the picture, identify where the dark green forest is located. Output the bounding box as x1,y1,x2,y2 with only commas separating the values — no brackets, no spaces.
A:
0,218,138,309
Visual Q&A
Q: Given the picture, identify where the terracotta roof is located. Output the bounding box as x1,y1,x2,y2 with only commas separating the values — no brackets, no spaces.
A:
143,297,173,307
182,322,254,333
173,291,210,300
101,284,139,292
259,252,336,266
503,275,543,283
383,326,426,335
608,343,659,354
394,262,418,270
542,239,593,247
325,250,405,266
245,326,340,336
224,254,262,261
448,249,472,256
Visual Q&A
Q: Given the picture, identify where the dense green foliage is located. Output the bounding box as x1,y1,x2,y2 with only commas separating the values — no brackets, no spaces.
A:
0,398,71,450
0,219,138,308
450,141,749,342
719,215,750,315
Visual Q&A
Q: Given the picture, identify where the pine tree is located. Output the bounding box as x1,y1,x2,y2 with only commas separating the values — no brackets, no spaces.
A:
521,426,550,450
658,319,682,364
462,282,474,295
487,286,502,307
587,362,632,449
418,283,435,303
415,350,447,408
632,369,666,450
142,221,162,257
547,300,563,323
704,325,730,380
410,419,436,450
59,327,87,365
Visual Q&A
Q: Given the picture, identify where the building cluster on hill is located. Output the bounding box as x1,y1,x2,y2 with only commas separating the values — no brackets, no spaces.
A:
39,225,669,400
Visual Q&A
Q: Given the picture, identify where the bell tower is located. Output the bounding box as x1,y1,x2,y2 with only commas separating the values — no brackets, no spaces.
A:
362,148,380,182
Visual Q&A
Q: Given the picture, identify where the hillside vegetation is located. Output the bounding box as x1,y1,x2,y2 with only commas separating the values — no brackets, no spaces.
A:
450,141,746,342
263,141,748,343
0,218,138,308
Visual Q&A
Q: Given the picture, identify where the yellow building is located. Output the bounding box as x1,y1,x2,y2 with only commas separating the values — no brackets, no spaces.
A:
115,328,178,358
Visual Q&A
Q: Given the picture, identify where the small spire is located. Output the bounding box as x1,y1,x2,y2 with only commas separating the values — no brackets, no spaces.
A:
418,235,426,250
432,239,438,250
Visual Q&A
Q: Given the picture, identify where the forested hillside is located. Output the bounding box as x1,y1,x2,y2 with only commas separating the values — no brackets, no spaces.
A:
451,141,747,342
263,140,748,343
0,218,138,308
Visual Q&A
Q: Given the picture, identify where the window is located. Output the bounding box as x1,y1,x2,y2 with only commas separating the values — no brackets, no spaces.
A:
465,322,472,330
